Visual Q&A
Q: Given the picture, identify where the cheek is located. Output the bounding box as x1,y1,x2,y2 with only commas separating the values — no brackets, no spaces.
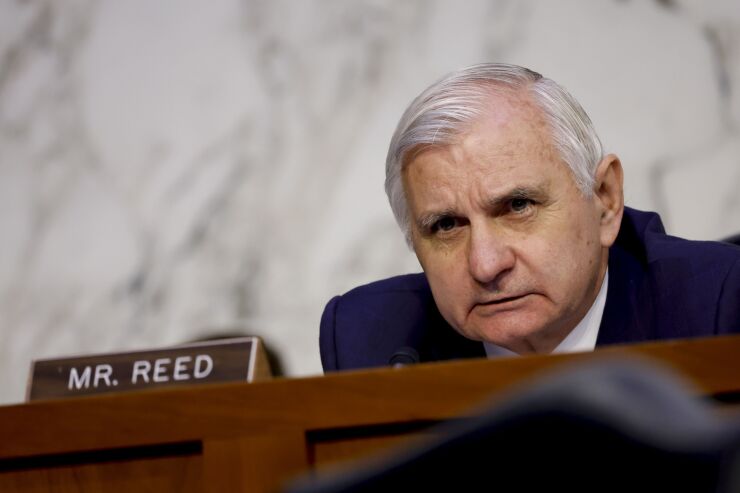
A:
415,246,470,310
547,220,603,293
524,219,599,287
415,238,461,274
418,249,461,287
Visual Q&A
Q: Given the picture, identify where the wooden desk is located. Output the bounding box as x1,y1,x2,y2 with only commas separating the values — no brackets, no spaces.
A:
1,335,739,492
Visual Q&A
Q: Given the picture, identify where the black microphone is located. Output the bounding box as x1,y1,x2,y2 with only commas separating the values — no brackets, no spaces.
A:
389,347,420,368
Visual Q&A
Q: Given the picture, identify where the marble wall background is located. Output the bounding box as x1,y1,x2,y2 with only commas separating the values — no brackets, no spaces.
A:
0,0,738,404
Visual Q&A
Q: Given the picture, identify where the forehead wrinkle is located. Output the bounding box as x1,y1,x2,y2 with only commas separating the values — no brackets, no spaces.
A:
467,124,557,168
405,163,462,223
404,89,566,229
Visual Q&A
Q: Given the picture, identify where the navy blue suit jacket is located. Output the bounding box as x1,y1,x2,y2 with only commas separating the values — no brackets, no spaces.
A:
320,208,740,371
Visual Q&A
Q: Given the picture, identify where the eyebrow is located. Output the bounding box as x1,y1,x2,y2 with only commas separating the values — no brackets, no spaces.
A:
414,185,549,232
483,185,549,210
417,208,456,232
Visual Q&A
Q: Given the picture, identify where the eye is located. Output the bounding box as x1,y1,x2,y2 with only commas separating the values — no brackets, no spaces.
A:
433,216,458,233
510,198,533,213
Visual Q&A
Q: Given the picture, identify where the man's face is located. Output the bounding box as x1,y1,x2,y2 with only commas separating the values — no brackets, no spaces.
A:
403,93,613,354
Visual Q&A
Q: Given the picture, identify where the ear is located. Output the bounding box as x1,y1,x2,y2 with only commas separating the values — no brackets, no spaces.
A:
593,154,624,248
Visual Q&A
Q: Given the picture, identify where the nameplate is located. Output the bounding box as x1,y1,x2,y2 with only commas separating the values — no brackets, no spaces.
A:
27,337,272,401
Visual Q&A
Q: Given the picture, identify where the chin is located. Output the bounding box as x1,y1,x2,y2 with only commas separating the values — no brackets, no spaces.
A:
469,316,553,349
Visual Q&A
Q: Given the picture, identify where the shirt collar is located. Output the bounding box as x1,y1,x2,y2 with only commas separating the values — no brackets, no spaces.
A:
483,270,609,358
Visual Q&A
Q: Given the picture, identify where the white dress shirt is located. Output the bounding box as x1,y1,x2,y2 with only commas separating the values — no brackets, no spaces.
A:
483,270,609,358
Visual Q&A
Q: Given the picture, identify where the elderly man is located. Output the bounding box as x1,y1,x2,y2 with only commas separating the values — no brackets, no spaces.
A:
320,63,740,371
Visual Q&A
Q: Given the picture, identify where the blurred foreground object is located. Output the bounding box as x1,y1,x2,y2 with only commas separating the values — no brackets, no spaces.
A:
288,359,740,493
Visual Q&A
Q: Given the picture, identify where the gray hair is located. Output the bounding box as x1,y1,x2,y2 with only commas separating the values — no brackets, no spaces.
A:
384,63,604,244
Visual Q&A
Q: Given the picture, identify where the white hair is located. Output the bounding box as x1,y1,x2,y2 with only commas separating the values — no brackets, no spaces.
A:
385,63,604,245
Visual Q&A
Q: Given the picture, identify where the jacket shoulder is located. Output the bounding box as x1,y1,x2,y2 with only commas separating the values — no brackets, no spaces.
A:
342,273,432,295
620,207,740,268
319,273,436,372
605,207,740,341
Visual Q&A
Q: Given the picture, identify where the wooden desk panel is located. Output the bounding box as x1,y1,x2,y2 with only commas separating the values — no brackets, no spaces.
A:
0,445,202,493
0,335,737,492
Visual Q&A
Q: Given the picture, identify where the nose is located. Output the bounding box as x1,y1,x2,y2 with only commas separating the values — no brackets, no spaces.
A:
467,221,515,287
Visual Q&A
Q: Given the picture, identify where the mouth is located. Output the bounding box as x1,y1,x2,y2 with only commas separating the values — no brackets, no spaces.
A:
479,294,529,305
473,293,532,313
